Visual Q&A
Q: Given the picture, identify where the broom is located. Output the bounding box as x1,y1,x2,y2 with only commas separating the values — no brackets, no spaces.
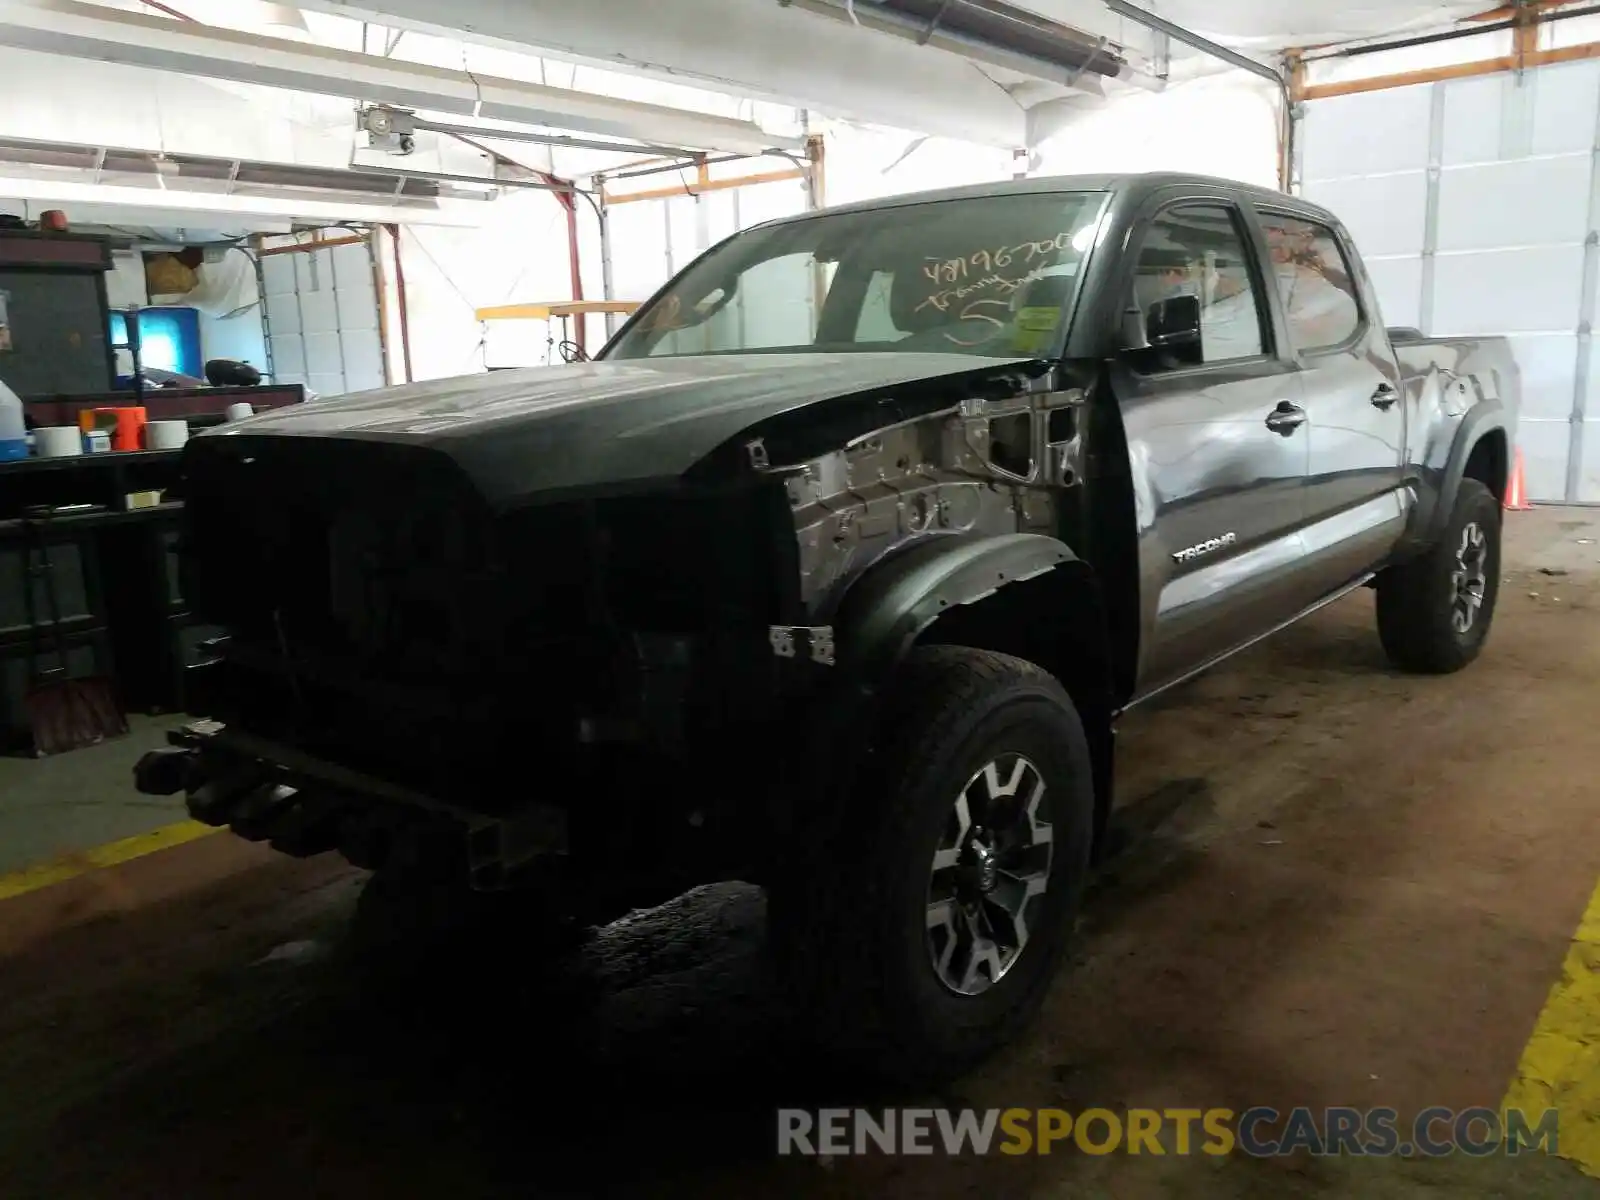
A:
23,518,127,756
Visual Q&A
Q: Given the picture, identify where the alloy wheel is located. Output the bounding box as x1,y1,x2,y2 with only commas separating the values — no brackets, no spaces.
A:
925,754,1054,996
1451,520,1489,634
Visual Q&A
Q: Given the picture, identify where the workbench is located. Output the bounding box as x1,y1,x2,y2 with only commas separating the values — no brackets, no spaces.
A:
0,384,305,749
0,451,208,748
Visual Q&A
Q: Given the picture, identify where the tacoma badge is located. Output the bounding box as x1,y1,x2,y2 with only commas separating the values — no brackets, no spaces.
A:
1172,532,1238,564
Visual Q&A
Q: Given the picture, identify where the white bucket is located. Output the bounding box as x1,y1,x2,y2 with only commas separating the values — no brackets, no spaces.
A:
145,419,190,451
35,426,84,458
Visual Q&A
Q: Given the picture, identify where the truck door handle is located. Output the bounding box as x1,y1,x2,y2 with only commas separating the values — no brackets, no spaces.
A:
1371,382,1399,410
1265,401,1306,436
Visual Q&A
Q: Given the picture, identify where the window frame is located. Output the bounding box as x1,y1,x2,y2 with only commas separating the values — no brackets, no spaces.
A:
1250,207,1369,360
1120,199,1278,380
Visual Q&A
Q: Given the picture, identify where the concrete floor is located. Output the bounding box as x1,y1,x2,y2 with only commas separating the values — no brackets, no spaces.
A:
0,507,1598,1198
0,715,186,876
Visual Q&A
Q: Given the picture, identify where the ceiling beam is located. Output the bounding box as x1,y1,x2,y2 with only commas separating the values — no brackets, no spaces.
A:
0,0,797,156
0,174,488,226
290,0,1032,147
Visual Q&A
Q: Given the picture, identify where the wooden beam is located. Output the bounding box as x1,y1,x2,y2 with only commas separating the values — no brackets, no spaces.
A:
1514,1,1542,63
1297,38,1600,101
255,233,369,257
371,231,392,386
601,167,807,206
807,132,826,209
476,300,640,321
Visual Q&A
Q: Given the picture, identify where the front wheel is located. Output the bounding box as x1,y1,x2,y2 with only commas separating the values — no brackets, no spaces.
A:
768,646,1095,1084
1376,478,1502,674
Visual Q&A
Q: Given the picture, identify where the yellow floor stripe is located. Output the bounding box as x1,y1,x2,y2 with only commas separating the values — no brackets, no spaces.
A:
1503,874,1600,1175
0,820,221,903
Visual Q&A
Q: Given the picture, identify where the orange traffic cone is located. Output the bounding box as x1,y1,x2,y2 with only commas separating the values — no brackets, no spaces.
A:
1504,447,1534,511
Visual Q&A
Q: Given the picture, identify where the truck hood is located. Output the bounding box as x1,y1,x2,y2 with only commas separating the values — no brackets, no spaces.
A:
201,351,1034,505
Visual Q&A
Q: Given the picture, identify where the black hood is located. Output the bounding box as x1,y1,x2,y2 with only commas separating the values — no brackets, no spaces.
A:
199,352,1034,505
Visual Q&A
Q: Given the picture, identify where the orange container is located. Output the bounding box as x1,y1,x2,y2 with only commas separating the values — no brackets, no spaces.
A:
106,406,146,452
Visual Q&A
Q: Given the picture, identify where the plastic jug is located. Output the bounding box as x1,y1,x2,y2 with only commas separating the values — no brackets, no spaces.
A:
0,375,26,462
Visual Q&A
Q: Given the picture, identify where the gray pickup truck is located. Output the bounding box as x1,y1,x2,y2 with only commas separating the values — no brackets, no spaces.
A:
136,172,1516,1082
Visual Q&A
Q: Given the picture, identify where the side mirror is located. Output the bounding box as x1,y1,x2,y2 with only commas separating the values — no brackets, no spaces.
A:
1146,294,1202,359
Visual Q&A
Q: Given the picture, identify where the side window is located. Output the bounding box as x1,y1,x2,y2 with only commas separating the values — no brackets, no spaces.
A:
1130,204,1267,371
1258,214,1362,353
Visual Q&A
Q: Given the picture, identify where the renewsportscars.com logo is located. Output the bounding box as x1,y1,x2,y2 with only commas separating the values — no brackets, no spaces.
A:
776,1107,1559,1159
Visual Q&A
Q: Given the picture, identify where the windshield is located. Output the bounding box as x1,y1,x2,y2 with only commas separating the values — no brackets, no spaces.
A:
602,191,1108,362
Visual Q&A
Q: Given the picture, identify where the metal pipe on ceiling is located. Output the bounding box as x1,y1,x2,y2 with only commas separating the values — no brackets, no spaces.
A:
403,115,705,162
602,153,750,183
1101,0,1283,83
347,162,575,192
782,0,1135,87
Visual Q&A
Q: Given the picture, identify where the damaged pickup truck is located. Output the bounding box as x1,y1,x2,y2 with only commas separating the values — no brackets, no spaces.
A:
136,173,1516,1081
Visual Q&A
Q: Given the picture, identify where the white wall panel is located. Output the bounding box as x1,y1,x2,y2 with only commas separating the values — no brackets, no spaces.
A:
1303,172,1428,258
1520,421,1574,503
1508,329,1578,502
1509,335,1580,421
1301,61,1600,502
1362,256,1424,330
1528,65,1598,159
1301,87,1433,181
1435,157,1592,251
1431,248,1584,335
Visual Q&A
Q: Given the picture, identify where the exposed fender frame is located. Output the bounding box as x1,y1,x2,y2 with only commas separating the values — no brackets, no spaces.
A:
768,533,1118,862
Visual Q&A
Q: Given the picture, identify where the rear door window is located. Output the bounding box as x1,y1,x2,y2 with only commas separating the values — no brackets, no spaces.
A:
1258,214,1363,353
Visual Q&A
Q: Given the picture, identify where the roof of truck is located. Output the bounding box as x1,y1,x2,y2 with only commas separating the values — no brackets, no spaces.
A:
778,172,1331,224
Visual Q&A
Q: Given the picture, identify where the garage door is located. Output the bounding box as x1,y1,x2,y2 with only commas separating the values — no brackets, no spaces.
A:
1298,61,1600,503
258,234,387,400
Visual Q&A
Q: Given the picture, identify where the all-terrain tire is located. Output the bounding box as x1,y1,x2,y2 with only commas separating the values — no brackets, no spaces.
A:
768,646,1095,1085
1376,478,1502,674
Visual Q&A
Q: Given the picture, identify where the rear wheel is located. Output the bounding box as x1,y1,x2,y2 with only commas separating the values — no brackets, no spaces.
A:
1376,478,1501,673
769,646,1094,1084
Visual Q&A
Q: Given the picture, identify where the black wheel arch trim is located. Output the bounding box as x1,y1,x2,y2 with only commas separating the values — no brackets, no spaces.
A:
832,533,1078,677
1405,401,1508,554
